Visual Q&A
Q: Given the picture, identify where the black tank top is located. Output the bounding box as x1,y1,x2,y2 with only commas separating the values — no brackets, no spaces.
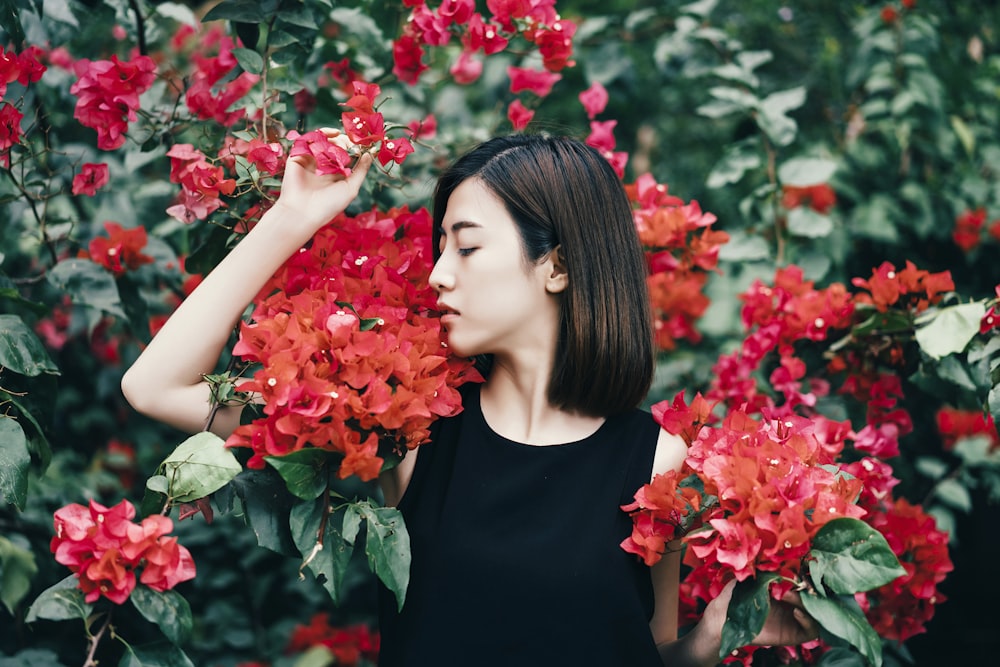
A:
378,385,663,666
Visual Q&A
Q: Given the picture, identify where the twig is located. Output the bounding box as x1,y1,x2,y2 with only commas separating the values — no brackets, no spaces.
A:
82,613,111,667
127,0,148,55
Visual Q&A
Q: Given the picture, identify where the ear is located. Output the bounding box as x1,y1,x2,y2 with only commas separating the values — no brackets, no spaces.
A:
544,245,568,294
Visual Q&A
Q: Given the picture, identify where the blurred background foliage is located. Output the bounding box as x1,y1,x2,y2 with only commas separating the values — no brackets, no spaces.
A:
1,0,998,665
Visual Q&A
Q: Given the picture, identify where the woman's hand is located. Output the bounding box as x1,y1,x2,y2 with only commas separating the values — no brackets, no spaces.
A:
271,128,374,233
707,579,820,647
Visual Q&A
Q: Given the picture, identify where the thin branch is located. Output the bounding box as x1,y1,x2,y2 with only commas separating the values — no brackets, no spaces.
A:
82,613,111,667
127,0,148,56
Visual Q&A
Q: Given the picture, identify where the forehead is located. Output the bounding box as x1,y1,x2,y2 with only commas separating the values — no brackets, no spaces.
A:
442,178,514,231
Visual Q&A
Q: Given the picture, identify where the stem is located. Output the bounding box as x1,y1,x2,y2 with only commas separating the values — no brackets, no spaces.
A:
761,132,785,265
127,0,148,55
82,613,111,667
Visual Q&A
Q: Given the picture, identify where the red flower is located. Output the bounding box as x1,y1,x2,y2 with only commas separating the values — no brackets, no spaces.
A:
585,119,617,153
377,136,415,166
165,143,238,223
407,113,438,140
851,260,953,313
449,50,483,85
531,19,577,72
88,221,154,275
936,406,999,451
578,81,609,119
72,162,110,196
506,99,534,131
952,207,985,251
439,0,474,25
392,34,428,84
70,55,157,150
463,13,509,55
286,614,379,665
340,110,386,147
185,33,259,126
781,183,836,214
0,102,23,167
51,499,195,604
507,66,561,97
880,5,899,23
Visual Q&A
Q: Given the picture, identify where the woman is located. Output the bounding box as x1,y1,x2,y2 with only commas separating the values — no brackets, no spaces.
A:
122,131,816,666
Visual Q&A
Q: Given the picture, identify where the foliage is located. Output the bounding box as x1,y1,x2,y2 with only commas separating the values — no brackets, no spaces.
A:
0,0,998,665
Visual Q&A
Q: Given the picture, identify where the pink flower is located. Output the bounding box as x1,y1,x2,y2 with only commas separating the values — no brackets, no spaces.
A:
507,99,534,131
407,114,438,140
287,130,352,177
378,137,415,166
72,162,110,196
0,102,23,167
507,66,561,97
450,51,483,85
578,81,609,119
70,55,157,150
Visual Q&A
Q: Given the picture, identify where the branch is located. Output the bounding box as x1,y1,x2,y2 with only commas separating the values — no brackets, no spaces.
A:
127,0,148,56
82,613,111,667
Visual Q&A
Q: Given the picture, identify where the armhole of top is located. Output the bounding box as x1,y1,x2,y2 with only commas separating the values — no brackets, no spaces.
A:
620,412,662,503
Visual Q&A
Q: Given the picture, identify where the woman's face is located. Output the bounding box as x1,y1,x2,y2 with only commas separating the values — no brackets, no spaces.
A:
429,178,561,360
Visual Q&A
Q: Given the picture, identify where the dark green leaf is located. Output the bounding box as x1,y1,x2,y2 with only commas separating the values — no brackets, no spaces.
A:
229,468,298,556
185,225,233,276
809,518,906,594
118,642,195,667
0,314,59,377
130,586,193,645
231,47,263,74
46,259,127,320
0,0,26,49
202,0,265,22
25,575,93,623
0,417,30,510
817,646,869,667
360,503,410,611
4,388,53,469
290,497,355,605
719,573,779,659
159,432,242,503
0,535,38,615
276,4,318,29
800,592,882,667
116,276,151,343
266,449,332,500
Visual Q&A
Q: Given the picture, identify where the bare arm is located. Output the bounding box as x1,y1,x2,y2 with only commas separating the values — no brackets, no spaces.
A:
121,131,373,438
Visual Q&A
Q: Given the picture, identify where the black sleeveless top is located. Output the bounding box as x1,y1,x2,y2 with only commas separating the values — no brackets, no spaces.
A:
377,386,663,666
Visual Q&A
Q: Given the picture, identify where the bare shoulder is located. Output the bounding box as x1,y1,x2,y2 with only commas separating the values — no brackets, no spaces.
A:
650,426,687,481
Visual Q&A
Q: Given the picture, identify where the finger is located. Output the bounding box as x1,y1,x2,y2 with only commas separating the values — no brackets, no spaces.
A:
346,151,374,188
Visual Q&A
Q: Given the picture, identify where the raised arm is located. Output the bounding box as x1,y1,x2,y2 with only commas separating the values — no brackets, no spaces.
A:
121,130,373,438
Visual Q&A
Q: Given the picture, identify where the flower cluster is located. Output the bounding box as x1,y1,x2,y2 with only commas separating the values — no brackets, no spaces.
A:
625,173,730,351
936,406,1000,452
70,54,157,150
85,221,155,275
182,27,260,126
0,46,47,166
226,205,481,479
165,143,238,223
392,0,575,129
339,81,414,167
850,260,953,314
286,614,380,665
623,396,863,598
50,499,195,604
781,182,836,214
981,285,1000,333
71,162,110,196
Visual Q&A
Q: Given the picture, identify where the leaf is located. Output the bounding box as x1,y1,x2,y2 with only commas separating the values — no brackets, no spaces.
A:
0,0,26,49
915,302,987,359
932,478,973,512
800,592,883,667
816,646,870,667
0,535,38,615
202,0,266,22
231,47,264,74
707,143,762,188
787,207,834,238
159,432,242,503
266,449,332,500
228,468,298,555
778,157,839,187
130,586,193,645
118,642,195,667
719,573,779,659
3,388,52,470
360,504,410,611
0,417,30,510
46,259,127,320
0,314,59,377
761,86,807,115
26,574,93,623
809,518,906,595
289,497,356,605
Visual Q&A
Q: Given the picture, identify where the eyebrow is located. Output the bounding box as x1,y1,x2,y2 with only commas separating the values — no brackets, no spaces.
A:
438,220,483,235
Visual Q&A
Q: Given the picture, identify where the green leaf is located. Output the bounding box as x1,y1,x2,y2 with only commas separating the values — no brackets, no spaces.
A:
0,314,59,377
0,535,38,615
276,3,318,29
202,0,266,22
718,231,770,262
26,574,93,623
228,469,298,555
915,302,986,360
932,478,973,512
0,0,26,49
707,85,759,111
719,573,779,659
360,503,410,611
0,417,30,510
787,207,834,238
4,388,53,470
130,586,193,645
817,646,869,667
779,157,839,187
800,592,883,667
761,86,807,115
290,498,357,605
707,143,762,188
46,259,127,320
809,518,906,595
231,47,264,74
159,432,242,503
266,449,332,500
118,642,195,667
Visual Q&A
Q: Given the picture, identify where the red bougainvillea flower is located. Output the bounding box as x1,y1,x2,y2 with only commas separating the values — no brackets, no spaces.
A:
72,162,110,196
51,499,195,604
412,4,452,46
851,260,954,313
377,136,415,167
463,13,509,55
507,99,534,130
392,34,428,84
286,614,380,665
449,50,483,85
70,54,157,150
185,31,259,126
0,102,23,167
165,143,238,223
287,130,352,177
407,113,437,140
936,406,1000,452
858,497,952,641
880,5,899,23
781,183,836,214
0,46,47,101
952,207,985,251
530,18,577,71
88,221,155,275
226,206,481,479
507,66,561,97
578,81,609,119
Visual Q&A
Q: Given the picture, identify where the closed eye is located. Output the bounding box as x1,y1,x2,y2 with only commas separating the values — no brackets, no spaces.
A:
458,247,477,256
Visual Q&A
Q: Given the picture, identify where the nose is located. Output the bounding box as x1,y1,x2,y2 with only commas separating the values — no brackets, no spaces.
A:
428,254,454,293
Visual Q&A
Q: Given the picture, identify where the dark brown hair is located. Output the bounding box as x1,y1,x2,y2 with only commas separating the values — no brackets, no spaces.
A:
432,134,654,417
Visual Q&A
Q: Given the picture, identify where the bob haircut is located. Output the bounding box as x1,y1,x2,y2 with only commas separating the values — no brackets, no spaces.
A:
431,134,655,417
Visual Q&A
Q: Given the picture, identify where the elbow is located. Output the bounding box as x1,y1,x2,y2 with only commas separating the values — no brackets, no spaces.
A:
120,366,154,417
